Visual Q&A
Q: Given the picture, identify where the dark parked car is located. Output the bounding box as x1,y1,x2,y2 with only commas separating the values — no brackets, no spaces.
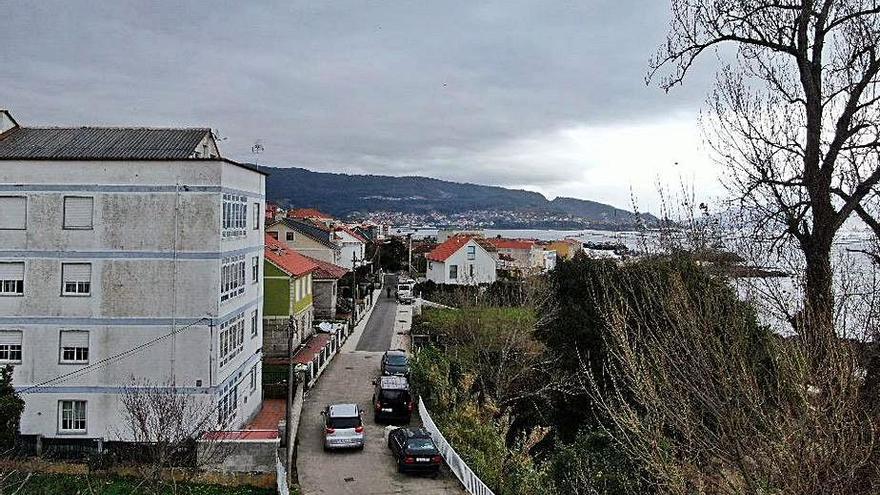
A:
372,375,413,423
381,349,409,376
387,426,443,475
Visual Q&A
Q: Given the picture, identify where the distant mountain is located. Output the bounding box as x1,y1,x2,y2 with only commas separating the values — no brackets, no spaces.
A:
258,165,655,227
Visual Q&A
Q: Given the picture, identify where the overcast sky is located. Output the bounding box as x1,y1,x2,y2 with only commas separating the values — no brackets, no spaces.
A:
2,0,723,212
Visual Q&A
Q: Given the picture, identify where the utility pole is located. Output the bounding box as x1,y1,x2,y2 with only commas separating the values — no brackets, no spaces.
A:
285,316,297,473
351,252,359,324
407,234,413,275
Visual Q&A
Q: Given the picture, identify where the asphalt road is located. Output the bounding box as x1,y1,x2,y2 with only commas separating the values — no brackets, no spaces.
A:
297,275,462,495
356,274,399,352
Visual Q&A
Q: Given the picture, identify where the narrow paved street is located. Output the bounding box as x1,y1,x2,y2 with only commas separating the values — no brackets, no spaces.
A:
297,277,462,495
356,275,400,352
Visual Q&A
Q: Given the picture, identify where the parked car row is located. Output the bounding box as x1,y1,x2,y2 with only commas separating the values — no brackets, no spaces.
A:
321,348,444,475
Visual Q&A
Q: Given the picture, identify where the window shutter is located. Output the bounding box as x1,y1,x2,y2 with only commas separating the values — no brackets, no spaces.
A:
62,263,91,282
0,331,21,346
60,330,89,347
64,197,93,229
0,262,24,279
0,197,26,229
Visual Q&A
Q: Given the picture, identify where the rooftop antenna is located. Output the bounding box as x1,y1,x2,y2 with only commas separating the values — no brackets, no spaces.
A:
251,140,264,167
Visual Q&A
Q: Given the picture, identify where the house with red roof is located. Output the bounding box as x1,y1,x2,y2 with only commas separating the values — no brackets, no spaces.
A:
263,235,319,356
426,235,498,285
485,237,542,271
287,207,333,222
303,254,349,320
333,225,368,270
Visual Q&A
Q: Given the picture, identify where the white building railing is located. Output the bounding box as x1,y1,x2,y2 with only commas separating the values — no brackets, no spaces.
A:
418,397,495,495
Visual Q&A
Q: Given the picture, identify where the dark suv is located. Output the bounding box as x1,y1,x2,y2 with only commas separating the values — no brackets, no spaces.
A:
381,350,409,377
387,426,443,475
372,375,413,423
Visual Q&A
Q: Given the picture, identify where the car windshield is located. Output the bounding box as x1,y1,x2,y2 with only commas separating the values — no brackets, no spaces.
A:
329,416,361,429
380,389,410,402
405,438,437,453
386,354,408,366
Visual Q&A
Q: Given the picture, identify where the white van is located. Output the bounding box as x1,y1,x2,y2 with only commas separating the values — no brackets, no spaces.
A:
396,278,415,304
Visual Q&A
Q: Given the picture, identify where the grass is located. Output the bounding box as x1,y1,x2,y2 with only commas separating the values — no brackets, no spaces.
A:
0,471,278,495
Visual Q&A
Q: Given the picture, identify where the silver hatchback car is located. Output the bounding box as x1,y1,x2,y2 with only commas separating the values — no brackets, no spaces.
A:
322,403,365,451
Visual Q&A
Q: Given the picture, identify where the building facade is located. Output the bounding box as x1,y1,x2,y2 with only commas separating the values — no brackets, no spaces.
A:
266,218,341,265
262,236,317,357
426,236,497,285
0,111,265,441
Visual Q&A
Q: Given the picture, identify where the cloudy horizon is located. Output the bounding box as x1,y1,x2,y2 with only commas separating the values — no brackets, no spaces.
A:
2,0,724,212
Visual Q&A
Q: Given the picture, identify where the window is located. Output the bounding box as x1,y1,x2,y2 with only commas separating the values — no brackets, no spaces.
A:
268,231,279,240
60,330,89,363
222,194,247,238
218,383,238,426
469,264,474,278
0,196,26,230
251,256,259,283
286,232,295,241
220,255,246,302
306,275,311,295
59,400,87,432
253,203,260,230
61,263,91,296
467,245,476,260
449,265,458,279
0,262,24,295
249,364,258,392
63,196,93,230
0,331,22,363
251,309,258,338
219,313,245,367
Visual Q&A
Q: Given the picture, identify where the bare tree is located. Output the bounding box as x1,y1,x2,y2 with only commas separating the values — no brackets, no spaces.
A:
651,0,880,355
114,377,231,494
587,262,879,495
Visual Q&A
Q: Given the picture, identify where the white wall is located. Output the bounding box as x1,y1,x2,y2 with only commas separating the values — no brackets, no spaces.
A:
0,158,265,439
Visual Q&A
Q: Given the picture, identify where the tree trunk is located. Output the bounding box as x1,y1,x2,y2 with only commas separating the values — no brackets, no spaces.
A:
802,235,835,358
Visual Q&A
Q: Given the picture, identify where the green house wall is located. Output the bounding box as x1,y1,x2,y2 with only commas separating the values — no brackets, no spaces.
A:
264,262,291,317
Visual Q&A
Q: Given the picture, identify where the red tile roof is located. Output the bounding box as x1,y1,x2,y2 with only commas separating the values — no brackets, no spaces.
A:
264,235,318,277
486,238,535,250
426,235,478,262
303,254,349,280
288,207,332,220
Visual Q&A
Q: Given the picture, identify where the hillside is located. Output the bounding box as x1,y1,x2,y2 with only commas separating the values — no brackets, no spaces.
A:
258,165,652,227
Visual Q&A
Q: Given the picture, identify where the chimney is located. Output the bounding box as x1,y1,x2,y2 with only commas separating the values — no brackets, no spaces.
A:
0,110,19,136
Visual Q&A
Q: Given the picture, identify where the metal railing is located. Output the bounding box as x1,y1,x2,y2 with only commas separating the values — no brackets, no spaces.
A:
418,397,495,495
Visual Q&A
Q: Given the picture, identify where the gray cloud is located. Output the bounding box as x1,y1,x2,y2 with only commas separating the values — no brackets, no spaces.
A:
1,0,719,208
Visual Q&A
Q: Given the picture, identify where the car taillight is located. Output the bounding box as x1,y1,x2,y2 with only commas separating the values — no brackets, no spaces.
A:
407,401,414,412
325,427,335,434
355,426,364,433
432,455,443,464
404,456,415,464
375,401,382,410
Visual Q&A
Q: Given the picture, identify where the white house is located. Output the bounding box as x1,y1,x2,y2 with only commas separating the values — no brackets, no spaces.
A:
0,110,265,442
425,236,497,285
333,226,367,270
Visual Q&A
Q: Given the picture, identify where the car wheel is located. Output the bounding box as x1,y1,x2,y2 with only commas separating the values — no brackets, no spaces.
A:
397,462,406,474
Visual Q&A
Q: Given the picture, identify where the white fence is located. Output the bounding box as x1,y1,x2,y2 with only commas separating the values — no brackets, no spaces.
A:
418,397,495,495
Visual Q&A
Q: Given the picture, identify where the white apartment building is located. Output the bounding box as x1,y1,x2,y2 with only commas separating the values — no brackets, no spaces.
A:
0,110,265,441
